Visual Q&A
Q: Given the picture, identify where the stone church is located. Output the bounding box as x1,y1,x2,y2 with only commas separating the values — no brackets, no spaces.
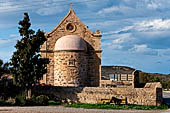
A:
40,4,102,87
38,5,162,106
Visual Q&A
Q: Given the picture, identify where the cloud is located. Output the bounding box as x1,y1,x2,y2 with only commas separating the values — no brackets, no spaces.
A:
0,38,17,48
102,33,137,51
36,7,63,16
0,2,21,13
102,42,123,49
111,33,133,44
35,0,66,16
0,23,17,29
81,0,111,10
95,0,170,20
88,20,117,28
97,5,133,16
0,39,12,47
0,51,13,62
9,34,19,38
157,48,170,56
0,33,19,47
101,18,170,57
146,0,170,10
0,1,33,13
129,44,153,53
134,19,170,31
97,6,120,14
0,0,66,15
147,1,161,9
114,18,170,33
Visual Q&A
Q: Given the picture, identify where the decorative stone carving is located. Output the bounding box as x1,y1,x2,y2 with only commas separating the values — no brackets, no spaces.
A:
65,23,76,32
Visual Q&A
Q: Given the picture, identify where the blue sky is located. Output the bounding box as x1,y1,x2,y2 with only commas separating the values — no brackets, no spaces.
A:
0,0,170,74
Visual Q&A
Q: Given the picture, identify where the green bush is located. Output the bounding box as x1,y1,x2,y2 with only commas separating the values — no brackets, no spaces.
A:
35,95,49,105
48,100,61,106
25,95,37,106
15,93,26,106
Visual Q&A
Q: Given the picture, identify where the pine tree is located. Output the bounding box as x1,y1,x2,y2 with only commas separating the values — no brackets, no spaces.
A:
0,59,9,77
10,13,49,99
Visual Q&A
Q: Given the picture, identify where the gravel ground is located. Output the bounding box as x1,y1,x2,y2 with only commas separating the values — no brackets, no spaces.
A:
0,106,169,113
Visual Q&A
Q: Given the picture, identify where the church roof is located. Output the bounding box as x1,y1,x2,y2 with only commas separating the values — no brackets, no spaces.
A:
101,66,139,74
47,3,93,36
54,35,87,51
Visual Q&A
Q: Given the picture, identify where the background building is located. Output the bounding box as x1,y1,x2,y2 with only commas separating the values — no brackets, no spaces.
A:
101,66,140,88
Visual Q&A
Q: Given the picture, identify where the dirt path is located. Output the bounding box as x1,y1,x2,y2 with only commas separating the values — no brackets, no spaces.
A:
0,106,169,113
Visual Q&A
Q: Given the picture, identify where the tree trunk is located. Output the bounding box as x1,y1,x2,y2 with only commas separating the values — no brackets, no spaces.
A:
26,89,31,99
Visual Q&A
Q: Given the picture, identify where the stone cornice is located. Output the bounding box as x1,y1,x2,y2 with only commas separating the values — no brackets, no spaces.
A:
40,50,102,53
95,50,102,53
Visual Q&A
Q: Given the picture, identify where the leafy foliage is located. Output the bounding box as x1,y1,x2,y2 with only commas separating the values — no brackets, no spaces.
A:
10,13,49,93
35,95,49,105
15,93,26,106
48,100,61,106
0,59,10,77
0,59,16,99
14,94,51,106
139,72,170,89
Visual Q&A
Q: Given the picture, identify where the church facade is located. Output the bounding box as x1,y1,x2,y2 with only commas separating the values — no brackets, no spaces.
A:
40,5,102,87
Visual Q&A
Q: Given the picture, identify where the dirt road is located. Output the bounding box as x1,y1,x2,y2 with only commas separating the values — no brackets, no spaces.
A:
0,106,169,113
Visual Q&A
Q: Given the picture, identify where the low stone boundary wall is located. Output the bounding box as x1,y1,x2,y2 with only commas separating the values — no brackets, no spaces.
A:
33,86,162,106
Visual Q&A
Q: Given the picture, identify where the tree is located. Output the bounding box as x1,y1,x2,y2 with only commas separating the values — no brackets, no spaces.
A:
10,13,49,99
0,59,9,77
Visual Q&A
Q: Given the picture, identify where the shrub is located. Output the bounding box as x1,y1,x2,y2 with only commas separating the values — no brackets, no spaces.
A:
15,93,26,106
25,95,37,106
48,100,61,106
35,95,49,105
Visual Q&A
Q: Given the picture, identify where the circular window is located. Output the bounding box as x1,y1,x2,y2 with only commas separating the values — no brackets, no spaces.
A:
66,23,76,32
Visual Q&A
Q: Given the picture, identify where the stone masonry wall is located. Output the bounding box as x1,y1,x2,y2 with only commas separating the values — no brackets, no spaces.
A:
40,52,54,85
33,86,162,106
54,51,88,86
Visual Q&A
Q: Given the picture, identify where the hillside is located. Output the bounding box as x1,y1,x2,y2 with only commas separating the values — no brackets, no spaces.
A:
139,72,170,89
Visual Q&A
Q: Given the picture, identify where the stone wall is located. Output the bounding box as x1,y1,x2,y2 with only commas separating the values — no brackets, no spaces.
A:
33,84,162,106
40,52,54,85
54,51,88,86
100,80,133,88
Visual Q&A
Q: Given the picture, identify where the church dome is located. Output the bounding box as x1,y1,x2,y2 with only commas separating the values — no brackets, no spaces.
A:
54,35,87,51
